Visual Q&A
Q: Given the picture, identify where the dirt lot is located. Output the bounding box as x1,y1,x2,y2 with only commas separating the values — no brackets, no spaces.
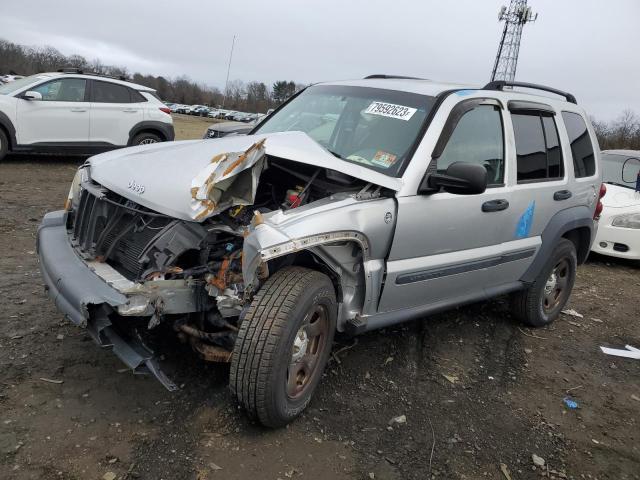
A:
170,114,221,140
1,117,639,480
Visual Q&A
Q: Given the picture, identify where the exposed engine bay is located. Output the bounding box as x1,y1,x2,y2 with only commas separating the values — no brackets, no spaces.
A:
66,146,377,365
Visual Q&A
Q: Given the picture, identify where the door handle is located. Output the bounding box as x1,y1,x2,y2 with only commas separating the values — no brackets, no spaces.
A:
70,108,87,112
553,190,572,201
482,199,509,212
123,109,138,113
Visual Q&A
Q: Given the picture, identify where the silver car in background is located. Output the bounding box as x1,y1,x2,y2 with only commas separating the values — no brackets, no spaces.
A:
37,76,602,427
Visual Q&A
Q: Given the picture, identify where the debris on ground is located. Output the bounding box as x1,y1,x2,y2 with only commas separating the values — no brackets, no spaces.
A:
39,377,63,384
561,309,584,318
500,463,513,480
600,345,640,360
631,394,640,402
532,454,545,467
102,472,116,480
388,415,407,426
563,397,579,409
442,374,459,384
209,462,222,471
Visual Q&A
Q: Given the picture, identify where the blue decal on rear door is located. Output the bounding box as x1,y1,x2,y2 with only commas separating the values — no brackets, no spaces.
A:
515,201,535,238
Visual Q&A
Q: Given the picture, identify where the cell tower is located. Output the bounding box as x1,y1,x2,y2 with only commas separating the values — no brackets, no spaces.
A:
490,0,538,82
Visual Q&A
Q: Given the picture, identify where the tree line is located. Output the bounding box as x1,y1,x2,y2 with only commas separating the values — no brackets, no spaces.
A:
0,38,303,113
2,38,639,144
591,110,640,151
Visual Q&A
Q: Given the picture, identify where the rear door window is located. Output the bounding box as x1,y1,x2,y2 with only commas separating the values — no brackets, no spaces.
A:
513,112,564,182
91,80,133,103
561,112,596,178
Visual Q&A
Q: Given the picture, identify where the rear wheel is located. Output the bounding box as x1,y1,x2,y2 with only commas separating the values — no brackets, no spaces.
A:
230,267,336,427
132,132,162,145
0,129,8,161
511,238,577,327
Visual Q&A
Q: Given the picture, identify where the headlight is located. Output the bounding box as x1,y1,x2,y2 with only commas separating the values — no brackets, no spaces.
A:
611,213,640,229
64,166,89,210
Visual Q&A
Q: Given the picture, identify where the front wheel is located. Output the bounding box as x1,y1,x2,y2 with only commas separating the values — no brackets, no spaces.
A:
511,238,577,327
230,267,337,427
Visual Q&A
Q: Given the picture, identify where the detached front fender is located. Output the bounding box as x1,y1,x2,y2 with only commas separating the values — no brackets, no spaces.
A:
242,195,397,326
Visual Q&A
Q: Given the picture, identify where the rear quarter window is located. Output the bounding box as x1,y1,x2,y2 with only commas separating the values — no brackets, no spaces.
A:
561,111,596,178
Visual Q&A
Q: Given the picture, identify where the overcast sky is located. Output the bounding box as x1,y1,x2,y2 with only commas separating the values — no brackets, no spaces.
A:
1,0,638,120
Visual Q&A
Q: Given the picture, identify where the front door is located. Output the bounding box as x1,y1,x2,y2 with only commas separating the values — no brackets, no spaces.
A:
16,77,89,145
378,98,539,313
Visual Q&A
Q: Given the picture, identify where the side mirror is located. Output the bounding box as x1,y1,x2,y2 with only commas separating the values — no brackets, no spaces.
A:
419,162,488,195
23,91,42,101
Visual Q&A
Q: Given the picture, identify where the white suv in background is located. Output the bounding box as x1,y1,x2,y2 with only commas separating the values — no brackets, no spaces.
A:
0,70,174,161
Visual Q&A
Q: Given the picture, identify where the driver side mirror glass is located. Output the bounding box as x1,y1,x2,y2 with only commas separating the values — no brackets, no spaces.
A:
23,90,42,101
622,157,640,185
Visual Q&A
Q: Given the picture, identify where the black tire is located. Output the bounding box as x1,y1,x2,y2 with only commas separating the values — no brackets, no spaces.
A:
511,238,577,327
230,266,337,427
131,132,162,145
0,129,8,161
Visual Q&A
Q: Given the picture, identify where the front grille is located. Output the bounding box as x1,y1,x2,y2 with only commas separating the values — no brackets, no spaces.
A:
69,184,173,280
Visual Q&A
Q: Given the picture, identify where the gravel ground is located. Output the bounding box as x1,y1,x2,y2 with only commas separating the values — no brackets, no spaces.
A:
1,118,639,479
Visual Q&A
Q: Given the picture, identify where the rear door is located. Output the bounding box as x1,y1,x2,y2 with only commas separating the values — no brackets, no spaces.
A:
379,98,539,313
16,77,89,144
89,80,144,146
506,102,578,248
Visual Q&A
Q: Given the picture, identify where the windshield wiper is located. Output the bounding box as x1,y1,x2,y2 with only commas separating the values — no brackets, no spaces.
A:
326,148,345,160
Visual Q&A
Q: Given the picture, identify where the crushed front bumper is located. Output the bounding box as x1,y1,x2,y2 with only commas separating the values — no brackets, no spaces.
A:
36,210,179,391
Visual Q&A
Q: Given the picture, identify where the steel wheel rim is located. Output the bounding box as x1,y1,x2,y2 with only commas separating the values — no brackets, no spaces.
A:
286,304,329,399
542,258,570,313
139,138,158,145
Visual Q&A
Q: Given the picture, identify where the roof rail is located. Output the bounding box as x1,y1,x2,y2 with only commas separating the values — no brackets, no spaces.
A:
57,67,83,74
483,80,577,104
56,67,128,82
364,74,426,80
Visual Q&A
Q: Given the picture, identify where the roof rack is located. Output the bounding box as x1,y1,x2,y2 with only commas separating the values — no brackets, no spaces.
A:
483,80,577,104
364,74,426,80
56,67,128,82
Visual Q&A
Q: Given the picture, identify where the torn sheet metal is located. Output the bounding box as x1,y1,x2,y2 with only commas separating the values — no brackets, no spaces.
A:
189,139,267,220
600,345,640,359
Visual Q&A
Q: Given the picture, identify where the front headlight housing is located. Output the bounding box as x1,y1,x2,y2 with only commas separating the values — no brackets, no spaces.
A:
65,166,89,210
611,213,640,229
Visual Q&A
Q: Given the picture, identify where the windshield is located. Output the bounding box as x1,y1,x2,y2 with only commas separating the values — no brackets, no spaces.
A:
254,85,435,177
0,74,51,95
601,153,640,188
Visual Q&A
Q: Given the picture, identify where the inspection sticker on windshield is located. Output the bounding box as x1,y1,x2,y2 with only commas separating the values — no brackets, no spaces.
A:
365,101,417,121
371,151,397,168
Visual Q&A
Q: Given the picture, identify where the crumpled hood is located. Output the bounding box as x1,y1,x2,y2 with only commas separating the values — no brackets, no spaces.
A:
602,183,640,209
89,131,402,221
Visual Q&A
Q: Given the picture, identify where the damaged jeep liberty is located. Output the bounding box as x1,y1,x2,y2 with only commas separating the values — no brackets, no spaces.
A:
37,76,603,426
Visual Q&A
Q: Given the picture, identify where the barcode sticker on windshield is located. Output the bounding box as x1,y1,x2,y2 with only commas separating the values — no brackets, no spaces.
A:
364,102,417,121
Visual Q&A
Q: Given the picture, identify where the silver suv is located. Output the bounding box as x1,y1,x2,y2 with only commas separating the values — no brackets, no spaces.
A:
37,76,603,426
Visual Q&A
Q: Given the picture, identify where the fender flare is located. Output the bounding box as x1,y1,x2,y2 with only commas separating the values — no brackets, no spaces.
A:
0,111,17,148
520,205,594,283
127,121,175,145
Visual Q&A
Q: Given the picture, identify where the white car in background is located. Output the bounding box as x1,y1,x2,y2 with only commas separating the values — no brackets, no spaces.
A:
0,69,174,161
592,150,640,260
